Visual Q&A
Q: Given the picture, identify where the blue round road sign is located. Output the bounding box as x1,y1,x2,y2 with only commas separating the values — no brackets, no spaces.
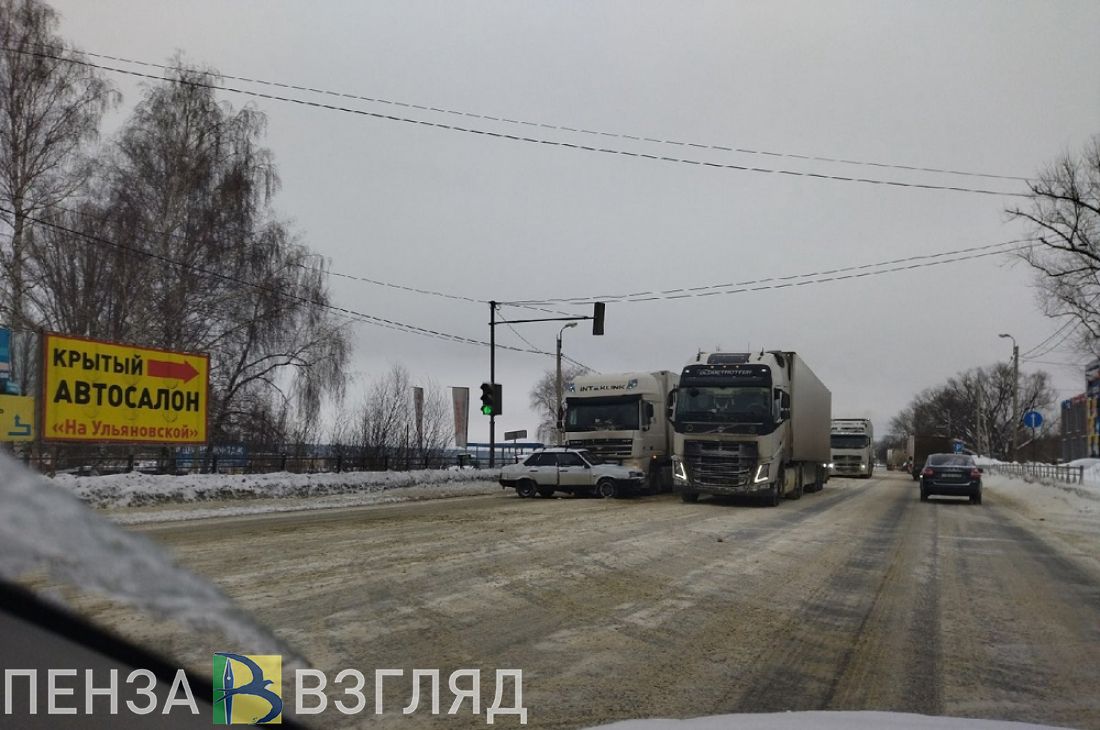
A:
1023,410,1043,429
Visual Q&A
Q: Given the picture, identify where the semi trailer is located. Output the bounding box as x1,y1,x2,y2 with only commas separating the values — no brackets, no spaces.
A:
670,351,831,505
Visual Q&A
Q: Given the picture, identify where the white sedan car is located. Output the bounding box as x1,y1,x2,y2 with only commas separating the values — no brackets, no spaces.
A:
500,447,646,499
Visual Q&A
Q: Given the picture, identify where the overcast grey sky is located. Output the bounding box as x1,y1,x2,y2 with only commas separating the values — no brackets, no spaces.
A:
48,0,1100,442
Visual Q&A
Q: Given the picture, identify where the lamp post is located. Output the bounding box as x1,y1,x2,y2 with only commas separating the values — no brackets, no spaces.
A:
556,322,577,445
999,333,1019,461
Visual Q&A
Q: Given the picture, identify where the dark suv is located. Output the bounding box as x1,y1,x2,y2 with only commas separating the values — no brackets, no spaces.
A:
919,453,982,504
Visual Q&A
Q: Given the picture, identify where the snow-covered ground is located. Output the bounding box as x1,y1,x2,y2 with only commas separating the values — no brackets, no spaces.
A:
47,466,504,524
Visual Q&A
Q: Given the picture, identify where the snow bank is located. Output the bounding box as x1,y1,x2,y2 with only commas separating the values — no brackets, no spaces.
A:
588,710,1063,729
49,466,502,509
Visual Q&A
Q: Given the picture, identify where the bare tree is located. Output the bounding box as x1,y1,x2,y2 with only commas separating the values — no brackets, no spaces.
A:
529,363,590,444
889,363,1055,459
27,61,349,443
353,365,453,469
0,0,116,380
1008,135,1100,354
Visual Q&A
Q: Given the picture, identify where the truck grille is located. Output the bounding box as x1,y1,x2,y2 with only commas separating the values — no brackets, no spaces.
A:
684,440,757,487
567,438,634,460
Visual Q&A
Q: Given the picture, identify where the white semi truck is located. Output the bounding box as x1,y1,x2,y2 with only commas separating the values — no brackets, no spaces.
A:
830,418,875,478
563,371,679,494
670,352,831,505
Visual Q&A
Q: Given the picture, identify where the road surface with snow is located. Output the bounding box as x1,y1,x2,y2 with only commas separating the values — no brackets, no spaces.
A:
94,471,1098,729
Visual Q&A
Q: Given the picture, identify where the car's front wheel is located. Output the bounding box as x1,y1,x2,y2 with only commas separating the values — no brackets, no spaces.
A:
516,480,537,499
970,491,982,505
920,486,929,502
596,479,617,499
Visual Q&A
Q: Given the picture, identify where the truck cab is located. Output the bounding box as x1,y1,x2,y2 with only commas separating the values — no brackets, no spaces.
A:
830,418,874,478
564,371,678,493
669,352,831,505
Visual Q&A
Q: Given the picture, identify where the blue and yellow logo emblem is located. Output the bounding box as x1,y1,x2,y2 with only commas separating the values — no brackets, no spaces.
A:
213,653,283,724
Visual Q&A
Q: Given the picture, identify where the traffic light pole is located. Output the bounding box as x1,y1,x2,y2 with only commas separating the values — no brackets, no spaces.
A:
489,301,496,468
486,301,604,469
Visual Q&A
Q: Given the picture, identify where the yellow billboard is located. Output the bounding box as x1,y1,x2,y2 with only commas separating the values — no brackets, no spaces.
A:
0,395,35,442
42,333,208,444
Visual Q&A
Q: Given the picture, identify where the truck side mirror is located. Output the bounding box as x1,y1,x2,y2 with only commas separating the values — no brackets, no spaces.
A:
779,408,791,421
666,388,678,422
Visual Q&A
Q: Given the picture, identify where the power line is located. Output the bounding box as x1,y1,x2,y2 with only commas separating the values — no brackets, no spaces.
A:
2,205,557,357
496,310,596,373
9,47,1029,199
34,43,1030,185
46,200,585,320
505,238,1035,306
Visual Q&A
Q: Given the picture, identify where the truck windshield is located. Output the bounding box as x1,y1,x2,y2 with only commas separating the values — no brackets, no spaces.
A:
565,397,641,432
674,386,772,423
831,435,870,449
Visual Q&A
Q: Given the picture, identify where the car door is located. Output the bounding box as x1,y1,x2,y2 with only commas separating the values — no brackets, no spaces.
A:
555,452,591,489
522,452,559,486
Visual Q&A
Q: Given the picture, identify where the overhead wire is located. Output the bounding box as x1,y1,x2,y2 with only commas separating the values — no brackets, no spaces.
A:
1,205,556,357
7,46,1029,198
505,238,1036,306
30,43,1030,185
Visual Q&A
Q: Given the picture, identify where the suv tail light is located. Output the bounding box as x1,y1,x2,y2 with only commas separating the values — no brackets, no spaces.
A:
970,468,982,479
921,467,934,477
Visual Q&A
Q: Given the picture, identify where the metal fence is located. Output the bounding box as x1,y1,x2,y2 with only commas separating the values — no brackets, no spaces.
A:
10,446,465,477
982,462,1087,485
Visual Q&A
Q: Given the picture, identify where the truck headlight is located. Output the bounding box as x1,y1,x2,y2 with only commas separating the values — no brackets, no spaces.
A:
673,458,687,481
754,463,770,483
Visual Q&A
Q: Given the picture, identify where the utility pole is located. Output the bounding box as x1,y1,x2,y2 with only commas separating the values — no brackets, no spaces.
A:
555,322,577,444
999,333,1019,461
489,301,496,468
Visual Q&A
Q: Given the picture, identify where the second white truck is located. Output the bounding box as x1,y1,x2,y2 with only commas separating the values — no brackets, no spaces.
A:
830,418,875,478
563,371,679,494
670,351,831,505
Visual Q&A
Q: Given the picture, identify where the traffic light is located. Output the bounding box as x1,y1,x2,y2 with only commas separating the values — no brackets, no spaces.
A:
592,302,605,336
480,382,502,416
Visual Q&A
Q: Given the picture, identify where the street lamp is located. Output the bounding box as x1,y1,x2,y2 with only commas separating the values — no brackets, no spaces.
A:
556,322,577,445
999,333,1019,462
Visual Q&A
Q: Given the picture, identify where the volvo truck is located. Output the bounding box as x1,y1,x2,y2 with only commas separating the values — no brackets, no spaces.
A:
564,371,679,493
670,352,831,505
830,418,874,478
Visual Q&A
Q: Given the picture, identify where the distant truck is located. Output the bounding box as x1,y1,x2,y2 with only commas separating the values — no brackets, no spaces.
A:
670,352,831,505
908,434,959,480
830,418,874,478
886,448,907,471
564,371,679,494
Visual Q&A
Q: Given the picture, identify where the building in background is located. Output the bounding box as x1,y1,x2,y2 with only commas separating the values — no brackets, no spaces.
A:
1062,359,1100,462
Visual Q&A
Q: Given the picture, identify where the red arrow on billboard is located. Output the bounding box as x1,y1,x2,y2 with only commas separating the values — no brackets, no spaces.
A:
147,359,199,383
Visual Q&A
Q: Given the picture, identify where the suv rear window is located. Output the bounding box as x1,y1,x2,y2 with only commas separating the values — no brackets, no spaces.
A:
927,454,975,467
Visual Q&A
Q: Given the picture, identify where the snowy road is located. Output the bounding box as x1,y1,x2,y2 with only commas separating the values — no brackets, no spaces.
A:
130,472,1100,729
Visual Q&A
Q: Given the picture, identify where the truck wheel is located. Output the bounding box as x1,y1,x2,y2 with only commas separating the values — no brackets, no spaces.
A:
680,491,699,503
516,480,537,499
537,487,555,498
597,479,618,499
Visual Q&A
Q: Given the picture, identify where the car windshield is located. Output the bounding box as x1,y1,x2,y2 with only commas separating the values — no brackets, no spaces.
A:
576,450,603,465
4,3,1096,728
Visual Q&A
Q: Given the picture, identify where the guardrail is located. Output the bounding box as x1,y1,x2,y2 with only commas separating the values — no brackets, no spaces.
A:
982,463,1087,485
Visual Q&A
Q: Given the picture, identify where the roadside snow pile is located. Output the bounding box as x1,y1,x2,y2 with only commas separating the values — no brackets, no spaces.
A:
51,467,502,509
1068,457,1100,487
